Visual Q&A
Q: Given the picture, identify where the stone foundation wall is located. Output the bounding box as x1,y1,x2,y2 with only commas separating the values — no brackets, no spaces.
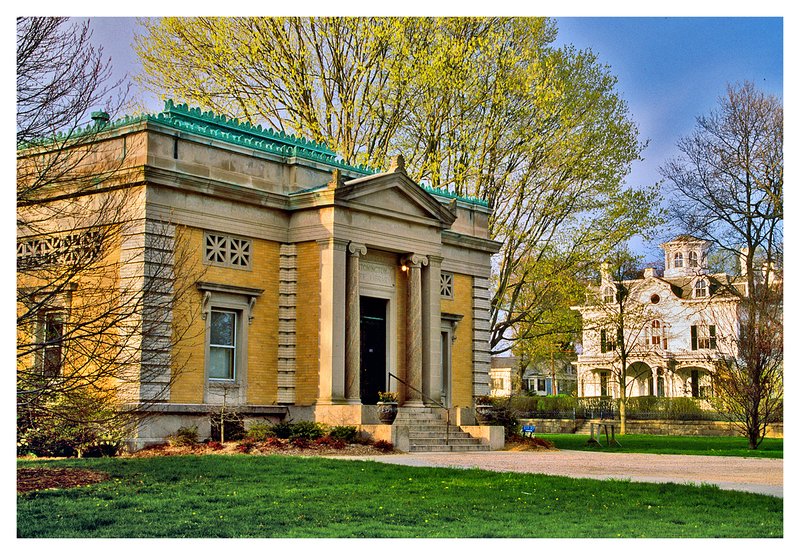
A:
521,418,783,438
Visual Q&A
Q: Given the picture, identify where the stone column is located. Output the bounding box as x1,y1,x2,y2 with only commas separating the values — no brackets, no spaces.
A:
317,237,348,404
403,254,428,406
652,366,659,396
422,255,443,403
345,242,367,403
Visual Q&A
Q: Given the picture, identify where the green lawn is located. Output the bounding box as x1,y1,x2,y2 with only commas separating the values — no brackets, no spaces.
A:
18,455,782,538
537,434,783,458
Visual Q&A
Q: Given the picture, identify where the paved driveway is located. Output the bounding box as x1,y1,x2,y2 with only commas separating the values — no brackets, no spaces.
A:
334,450,783,497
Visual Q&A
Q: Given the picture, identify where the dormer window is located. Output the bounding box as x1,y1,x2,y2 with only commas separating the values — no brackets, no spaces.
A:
602,286,615,304
689,251,699,267
673,252,684,268
694,279,708,298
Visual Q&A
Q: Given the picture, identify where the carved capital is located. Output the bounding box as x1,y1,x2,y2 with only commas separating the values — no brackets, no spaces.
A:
402,253,429,268
348,242,367,257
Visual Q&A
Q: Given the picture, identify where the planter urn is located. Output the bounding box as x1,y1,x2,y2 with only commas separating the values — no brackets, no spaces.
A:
377,402,399,424
474,404,495,425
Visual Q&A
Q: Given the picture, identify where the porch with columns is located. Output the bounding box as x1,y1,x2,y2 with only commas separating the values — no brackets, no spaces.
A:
316,238,444,420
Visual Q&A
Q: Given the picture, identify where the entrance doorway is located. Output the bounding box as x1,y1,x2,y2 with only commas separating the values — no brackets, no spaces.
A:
360,296,387,404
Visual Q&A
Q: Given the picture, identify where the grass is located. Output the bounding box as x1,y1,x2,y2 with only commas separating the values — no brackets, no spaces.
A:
537,434,783,458
17,455,782,538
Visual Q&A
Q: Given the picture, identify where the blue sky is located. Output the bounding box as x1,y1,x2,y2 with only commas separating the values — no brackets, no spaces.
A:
552,17,783,259
83,15,784,261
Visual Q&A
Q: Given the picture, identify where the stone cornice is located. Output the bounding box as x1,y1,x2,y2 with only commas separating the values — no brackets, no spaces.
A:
144,166,290,210
441,230,502,254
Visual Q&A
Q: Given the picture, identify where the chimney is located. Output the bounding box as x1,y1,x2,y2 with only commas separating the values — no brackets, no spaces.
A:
738,247,750,277
643,267,656,278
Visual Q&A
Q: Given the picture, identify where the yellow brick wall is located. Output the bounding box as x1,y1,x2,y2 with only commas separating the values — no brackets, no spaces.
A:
440,273,474,407
17,223,125,400
294,241,320,405
170,225,280,404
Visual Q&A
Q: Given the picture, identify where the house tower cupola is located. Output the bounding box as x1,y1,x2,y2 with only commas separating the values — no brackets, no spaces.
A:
661,235,711,278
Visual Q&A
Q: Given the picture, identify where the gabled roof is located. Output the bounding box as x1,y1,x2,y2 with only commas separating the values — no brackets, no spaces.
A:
333,164,459,227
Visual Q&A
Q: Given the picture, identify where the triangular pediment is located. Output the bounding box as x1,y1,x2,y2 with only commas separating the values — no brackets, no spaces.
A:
335,171,457,226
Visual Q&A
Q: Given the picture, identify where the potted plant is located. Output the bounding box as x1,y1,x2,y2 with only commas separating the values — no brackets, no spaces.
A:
474,395,495,425
377,391,398,424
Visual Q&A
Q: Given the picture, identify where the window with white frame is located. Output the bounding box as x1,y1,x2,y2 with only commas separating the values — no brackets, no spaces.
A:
440,271,454,299
208,309,238,380
694,279,708,298
689,251,699,267
691,324,716,350
673,252,684,268
602,286,615,303
204,232,252,270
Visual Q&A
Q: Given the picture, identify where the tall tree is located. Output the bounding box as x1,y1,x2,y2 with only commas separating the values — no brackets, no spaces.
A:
661,82,783,449
135,16,660,356
16,18,198,456
574,247,658,433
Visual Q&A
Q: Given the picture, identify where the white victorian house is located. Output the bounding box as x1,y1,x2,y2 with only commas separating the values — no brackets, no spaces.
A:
573,236,744,400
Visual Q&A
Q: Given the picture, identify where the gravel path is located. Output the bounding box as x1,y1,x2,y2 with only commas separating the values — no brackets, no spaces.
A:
333,449,783,497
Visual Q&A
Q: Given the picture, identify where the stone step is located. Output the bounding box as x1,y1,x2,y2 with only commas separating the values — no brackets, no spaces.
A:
394,419,450,426
406,437,484,446
408,444,490,453
407,431,474,439
396,408,441,415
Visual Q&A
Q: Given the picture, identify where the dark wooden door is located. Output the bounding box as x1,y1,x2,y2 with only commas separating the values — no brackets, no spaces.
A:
360,296,387,404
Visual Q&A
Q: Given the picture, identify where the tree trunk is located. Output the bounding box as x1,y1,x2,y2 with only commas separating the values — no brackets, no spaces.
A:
619,397,626,435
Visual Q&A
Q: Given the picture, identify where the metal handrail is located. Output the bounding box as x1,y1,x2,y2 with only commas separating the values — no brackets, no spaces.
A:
388,372,451,445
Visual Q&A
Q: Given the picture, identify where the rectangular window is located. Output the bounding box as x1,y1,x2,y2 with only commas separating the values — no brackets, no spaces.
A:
209,310,237,380
40,312,64,377
537,378,547,392
692,325,717,350
600,329,616,353
440,271,454,299
204,232,252,270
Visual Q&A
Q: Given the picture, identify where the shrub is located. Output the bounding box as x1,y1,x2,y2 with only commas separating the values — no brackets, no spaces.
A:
206,440,224,451
328,425,358,443
236,438,256,453
354,434,374,446
17,396,127,458
290,437,311,449
265,437,285,449
246,422,275,441
210,413,246,442
373,439,393,452
269,421,294,439
315,436,346,449
289,421,327,440
167,426,199,447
